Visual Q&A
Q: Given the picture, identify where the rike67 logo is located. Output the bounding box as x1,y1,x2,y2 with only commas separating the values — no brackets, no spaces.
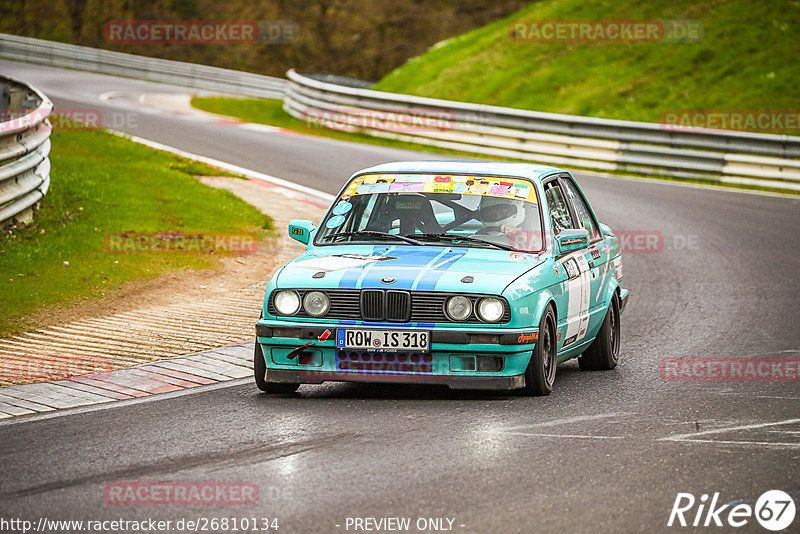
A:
668,490,795,531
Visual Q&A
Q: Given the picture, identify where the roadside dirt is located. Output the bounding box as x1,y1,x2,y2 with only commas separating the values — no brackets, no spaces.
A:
0,176,328,385
23,176,326,329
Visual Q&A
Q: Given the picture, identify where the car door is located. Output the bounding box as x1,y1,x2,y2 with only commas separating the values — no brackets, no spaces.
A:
543,177,591,350
559,175,609,313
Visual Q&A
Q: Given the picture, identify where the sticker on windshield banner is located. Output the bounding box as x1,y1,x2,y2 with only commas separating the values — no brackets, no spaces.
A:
390,182,425,193
332,202,352,215
469,183,488,194
394,174,432,183
326,215,346,228
346,173,538,204
356,183,390,194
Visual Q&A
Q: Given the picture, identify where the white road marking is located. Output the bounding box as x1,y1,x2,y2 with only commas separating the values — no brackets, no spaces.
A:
502,432,624,440
239,122,282,134
503,412,625,431
108,130,335,202
98,90,127,103
667,439,800,450
659,418,800,448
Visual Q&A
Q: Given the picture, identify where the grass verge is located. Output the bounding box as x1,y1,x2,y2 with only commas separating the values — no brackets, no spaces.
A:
0,123,271,336
373,0,799,126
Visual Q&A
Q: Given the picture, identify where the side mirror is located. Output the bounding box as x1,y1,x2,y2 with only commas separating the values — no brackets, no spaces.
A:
556,228,590,254
288,219,315,245
599,223,614,237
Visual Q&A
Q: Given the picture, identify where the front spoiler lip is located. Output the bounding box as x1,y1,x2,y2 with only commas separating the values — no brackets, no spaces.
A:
264,368,526,391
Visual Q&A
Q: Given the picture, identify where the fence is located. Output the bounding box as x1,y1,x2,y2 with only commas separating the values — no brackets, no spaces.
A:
284,70,800,191
0,33,285,99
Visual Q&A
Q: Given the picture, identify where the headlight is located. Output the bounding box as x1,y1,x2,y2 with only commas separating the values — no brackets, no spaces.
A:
273,290,301,315
446,295,472,321
303,291,330,317
477,297,504,322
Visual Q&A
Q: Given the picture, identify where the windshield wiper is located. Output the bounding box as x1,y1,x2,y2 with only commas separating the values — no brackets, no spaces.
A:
326,231,424,246
408,233,521,251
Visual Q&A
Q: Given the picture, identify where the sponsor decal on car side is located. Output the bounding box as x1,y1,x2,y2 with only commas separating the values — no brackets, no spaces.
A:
517,331,539,344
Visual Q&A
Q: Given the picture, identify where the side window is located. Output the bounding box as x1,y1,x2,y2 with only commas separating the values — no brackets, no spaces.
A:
561,178,601,241
544,181,574,235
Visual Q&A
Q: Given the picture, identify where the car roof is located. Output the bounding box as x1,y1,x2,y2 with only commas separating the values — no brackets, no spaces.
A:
351,161,565,182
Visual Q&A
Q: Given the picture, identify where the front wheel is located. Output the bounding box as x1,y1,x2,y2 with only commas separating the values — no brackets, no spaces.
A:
254,343,299,393
521,305,557,396
579,293,621,371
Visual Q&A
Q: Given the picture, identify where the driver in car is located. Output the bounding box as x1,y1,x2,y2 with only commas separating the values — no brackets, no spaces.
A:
475,196,525,237
474,195,541,251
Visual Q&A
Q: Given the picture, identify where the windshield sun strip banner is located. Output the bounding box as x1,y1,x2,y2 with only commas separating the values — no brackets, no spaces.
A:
341,173,539,204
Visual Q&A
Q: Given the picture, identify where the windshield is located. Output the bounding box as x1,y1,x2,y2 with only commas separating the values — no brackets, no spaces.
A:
316,173,544,252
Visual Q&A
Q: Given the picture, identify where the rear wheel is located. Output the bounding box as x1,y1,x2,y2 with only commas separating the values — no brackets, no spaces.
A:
579,293,621,371
254,343,299,393
521,305,557,396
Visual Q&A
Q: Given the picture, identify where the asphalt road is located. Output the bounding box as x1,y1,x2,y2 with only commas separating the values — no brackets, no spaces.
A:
1,61,799,534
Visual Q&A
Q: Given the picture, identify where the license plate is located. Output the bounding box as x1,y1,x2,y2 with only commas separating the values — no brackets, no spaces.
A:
336,329,430,352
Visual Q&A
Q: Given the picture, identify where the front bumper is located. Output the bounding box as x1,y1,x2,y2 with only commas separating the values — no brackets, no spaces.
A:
256,322,537,391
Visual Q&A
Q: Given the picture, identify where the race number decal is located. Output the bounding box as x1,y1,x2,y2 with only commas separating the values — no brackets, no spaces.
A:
562,254,591,347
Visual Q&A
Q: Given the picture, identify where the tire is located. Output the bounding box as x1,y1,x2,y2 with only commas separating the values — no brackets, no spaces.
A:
579,293,621,371
254,343,299,394
521,305,557,396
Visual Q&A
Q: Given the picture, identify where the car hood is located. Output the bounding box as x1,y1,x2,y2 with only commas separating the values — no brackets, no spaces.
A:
275,245,546,294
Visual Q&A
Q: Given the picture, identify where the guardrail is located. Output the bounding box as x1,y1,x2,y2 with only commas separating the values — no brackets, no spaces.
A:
284,70,800,191
0,34,286,99
0,75,52,227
